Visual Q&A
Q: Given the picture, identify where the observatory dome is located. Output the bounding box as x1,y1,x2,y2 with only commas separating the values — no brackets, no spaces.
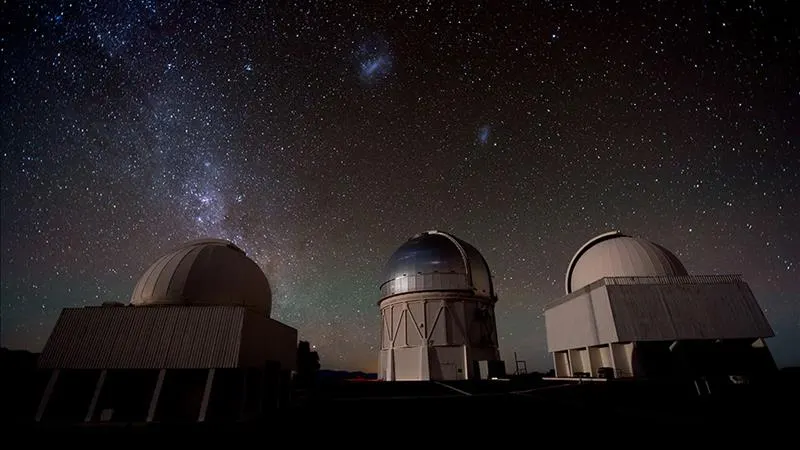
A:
380,230,494,300
130,238,272,316
565,231,688,294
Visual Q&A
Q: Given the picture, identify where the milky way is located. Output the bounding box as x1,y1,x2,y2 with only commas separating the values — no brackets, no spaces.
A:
2,1,798,371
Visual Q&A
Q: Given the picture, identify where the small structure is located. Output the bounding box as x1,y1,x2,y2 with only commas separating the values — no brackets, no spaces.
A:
34,239,297,423
544,231,776,380
378,230,504,381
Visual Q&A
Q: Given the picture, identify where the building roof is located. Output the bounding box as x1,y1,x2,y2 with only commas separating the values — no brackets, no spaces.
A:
380,230,494,300
565,231,688,294
130,238,272,317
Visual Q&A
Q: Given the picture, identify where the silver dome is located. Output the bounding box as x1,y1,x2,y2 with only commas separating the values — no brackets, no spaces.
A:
566,231,688,294
380,230,494,300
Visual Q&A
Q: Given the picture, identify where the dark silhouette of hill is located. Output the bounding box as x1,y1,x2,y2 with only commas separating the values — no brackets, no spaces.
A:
1,348,42,423
1,347,39,370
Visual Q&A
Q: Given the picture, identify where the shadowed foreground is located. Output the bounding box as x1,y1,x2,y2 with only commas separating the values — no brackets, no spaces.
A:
9,370,797,438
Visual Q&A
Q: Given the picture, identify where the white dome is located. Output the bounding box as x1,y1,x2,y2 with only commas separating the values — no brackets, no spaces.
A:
565,231,688,294
130,238,272,316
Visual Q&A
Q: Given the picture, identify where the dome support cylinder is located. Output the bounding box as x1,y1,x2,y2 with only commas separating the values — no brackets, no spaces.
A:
377,231,502,381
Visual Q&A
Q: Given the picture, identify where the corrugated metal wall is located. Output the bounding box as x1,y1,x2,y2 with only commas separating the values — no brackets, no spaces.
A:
38,306,245,369
609,281,775,341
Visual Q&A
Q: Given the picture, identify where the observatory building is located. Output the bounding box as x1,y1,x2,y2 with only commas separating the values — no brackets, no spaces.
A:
544,231,776,381
33,239,297,423
378,230,504,381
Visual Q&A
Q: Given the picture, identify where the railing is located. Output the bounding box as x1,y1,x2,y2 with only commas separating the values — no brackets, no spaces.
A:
545,274,746,309
379,272,471,298
602,274,743,286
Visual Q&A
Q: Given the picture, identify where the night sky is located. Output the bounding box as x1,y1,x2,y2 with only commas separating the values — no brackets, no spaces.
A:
2,1,798,372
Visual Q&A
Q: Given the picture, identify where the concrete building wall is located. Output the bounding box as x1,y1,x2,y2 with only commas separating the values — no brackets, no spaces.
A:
393,347,424,381
545,276,775,379
554,351,570,377
567,348,589,374
611,342,634,376
545,294,595,352
545,286,616,352
589,345,611,370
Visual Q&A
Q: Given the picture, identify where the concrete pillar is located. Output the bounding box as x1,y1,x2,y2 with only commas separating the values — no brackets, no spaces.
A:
552,353,559,377
35,369,60,422
608,343,617,377
197,368,216,422
462,344,470,380
565,350,573,377
585,346,593,376
85,370,107,422
146,369,166,422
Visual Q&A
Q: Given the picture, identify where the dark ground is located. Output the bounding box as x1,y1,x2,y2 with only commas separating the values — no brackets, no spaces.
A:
3,348,796,439
8,373,798,438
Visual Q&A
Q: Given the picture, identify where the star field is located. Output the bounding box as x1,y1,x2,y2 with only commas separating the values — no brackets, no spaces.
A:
2,1,798,372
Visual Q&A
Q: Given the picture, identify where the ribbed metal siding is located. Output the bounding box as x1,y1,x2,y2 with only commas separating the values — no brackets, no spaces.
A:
608,281,775,341
38,306,245,369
